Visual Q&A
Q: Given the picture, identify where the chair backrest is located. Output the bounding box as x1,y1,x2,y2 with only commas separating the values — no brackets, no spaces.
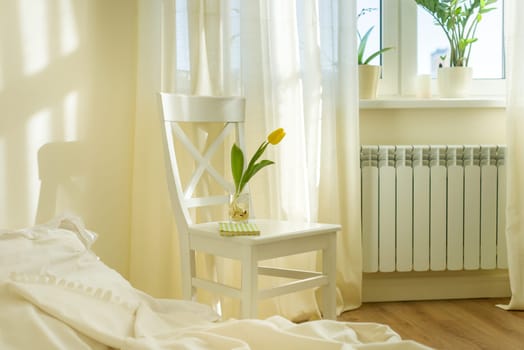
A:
158,93,247,234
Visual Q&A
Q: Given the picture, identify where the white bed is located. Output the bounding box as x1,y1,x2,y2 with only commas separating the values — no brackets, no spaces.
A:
0,215,431,349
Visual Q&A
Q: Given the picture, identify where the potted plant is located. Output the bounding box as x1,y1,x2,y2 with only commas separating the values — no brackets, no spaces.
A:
357,10,393,99
414,0,497,97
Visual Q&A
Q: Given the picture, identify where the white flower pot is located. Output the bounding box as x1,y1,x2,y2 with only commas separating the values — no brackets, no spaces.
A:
437,67,473,98
359,65,380,99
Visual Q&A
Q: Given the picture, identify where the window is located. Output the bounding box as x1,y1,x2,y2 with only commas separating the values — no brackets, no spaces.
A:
357,0,506,97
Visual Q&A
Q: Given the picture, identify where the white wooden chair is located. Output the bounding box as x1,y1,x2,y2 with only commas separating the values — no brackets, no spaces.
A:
158,93,340,319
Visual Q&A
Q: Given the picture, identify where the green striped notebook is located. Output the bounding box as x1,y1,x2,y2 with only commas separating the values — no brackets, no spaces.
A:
219,222,260,236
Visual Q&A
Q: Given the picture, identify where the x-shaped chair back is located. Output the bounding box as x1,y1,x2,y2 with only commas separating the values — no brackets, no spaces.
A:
159,93,246,229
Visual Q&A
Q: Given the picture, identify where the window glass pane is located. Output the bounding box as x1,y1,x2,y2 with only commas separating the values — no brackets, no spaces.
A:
357,0,382,65
417,1,504,79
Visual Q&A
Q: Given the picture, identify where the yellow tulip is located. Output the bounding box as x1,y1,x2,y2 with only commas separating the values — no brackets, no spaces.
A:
267,128,286,145
231,127,285,197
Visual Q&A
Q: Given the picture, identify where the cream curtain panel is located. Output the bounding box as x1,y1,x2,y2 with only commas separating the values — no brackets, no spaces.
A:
501,0,524,310
130,0,361,320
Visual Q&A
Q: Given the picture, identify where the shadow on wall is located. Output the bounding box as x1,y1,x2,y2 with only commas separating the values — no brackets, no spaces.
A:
0,0,87,227
35,141,88,224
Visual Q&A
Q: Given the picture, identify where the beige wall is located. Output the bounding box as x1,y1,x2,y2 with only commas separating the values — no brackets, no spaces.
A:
361,107,506,145
0,0,137,276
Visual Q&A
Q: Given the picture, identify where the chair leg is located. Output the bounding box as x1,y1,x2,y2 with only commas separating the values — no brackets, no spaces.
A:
181,249,196,300
241,248,258,318
322,233,337,320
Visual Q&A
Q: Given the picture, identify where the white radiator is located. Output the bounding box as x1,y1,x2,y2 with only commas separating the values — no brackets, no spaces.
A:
361,145,508,273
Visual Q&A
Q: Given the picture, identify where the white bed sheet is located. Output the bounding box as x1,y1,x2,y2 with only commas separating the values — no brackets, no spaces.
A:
0,215,432,349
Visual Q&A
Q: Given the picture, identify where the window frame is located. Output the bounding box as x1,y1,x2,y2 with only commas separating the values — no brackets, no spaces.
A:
377,0,507,98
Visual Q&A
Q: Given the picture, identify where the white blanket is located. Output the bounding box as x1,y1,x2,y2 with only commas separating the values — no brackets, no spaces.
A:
0,215,432,349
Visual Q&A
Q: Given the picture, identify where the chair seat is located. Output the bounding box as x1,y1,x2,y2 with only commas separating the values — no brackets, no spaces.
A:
189,219,340,245
187,219,340,319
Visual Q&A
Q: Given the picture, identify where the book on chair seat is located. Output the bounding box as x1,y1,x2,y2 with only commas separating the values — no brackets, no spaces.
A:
219,222,260,236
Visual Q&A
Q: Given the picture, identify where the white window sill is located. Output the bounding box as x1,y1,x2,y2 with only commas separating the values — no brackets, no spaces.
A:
360,96,506,110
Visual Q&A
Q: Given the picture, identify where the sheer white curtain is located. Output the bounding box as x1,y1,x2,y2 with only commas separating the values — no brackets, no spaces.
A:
130,0,361,320
130,0,180,299
238,0,361,318
501,0,524,310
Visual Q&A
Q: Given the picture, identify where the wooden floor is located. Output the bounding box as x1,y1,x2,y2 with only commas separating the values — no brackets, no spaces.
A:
339,298,524,349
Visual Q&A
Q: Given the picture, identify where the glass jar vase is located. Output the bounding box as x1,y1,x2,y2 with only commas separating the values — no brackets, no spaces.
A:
229,192,250,222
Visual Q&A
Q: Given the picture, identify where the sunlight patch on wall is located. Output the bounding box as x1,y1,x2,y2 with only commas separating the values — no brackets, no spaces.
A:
18,0,49,75
27,109,51,220
59,0,79,55
63,91,79,141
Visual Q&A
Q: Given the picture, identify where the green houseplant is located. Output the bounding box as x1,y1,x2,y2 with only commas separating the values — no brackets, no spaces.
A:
358,26,393,66
414,0,497,97
357,9,393,99
414,0,497,67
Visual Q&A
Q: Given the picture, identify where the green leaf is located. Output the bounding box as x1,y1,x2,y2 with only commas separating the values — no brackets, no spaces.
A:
480,8,496,14
247,142,269,170
231,143,244,192
358,26,374,65
363,47,393,65
239,160,275,192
